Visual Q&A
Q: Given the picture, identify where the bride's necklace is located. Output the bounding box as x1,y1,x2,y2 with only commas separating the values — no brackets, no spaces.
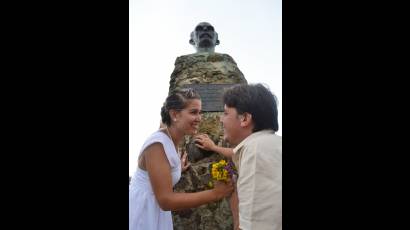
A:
165,126,178,152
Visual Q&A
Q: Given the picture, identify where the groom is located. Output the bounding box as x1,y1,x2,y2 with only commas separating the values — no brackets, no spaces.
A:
220,83,282,230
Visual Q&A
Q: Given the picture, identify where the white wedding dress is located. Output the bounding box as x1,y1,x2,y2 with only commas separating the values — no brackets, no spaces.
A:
129,130,181,230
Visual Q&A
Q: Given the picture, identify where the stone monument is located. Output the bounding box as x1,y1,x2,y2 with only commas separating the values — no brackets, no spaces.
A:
169,22,247,230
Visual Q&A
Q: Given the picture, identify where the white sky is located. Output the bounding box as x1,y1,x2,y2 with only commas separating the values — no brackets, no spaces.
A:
129,0,282,176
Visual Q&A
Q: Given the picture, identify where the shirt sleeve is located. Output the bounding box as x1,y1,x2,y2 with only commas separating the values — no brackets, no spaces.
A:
237,144,257,229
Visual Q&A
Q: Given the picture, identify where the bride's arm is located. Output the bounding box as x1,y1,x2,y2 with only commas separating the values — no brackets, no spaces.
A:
144,143,233,211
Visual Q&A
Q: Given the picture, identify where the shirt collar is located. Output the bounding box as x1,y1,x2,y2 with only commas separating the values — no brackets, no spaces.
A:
232,129,274,155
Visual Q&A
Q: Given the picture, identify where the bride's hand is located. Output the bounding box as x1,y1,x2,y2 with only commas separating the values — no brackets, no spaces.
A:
181,150,191,172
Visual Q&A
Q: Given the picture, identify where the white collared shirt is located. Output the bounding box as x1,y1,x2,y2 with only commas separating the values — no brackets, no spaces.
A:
233,130,282,230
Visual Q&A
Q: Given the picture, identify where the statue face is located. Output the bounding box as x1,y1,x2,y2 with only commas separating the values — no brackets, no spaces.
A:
190,22,220,50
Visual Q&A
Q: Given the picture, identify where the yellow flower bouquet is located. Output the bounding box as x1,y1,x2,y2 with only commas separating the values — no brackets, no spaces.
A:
208,159,237,188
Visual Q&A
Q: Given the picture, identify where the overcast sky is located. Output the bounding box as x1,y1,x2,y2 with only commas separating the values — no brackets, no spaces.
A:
129,0,282,176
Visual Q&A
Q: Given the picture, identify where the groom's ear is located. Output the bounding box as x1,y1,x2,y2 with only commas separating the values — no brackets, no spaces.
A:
239,113,252,128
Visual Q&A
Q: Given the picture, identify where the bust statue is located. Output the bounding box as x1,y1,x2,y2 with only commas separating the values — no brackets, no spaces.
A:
170,22,247,230
169,22,246,93
189,22,220,54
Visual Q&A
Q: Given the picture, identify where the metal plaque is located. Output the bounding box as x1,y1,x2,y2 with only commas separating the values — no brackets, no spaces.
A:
182,83,239,112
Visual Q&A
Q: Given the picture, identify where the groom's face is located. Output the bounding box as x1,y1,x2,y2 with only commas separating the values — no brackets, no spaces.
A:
220,105,243,146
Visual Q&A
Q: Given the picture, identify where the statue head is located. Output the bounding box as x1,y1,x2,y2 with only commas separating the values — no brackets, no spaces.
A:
189,22,220,53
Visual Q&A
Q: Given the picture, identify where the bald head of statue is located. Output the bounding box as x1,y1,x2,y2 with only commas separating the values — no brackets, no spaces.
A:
189,22,220,53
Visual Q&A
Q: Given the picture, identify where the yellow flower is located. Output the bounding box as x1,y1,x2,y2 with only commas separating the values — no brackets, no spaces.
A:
210,159,230,182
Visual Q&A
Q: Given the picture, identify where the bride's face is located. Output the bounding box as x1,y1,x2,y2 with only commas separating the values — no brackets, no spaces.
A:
175,99,202,135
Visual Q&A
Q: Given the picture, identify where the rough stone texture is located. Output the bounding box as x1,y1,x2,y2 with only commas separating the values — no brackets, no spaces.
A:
169,53,247,94
169,52,247,229
172,151,232,230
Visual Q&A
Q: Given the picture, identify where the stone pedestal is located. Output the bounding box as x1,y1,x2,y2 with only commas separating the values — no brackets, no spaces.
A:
169,52,247,230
